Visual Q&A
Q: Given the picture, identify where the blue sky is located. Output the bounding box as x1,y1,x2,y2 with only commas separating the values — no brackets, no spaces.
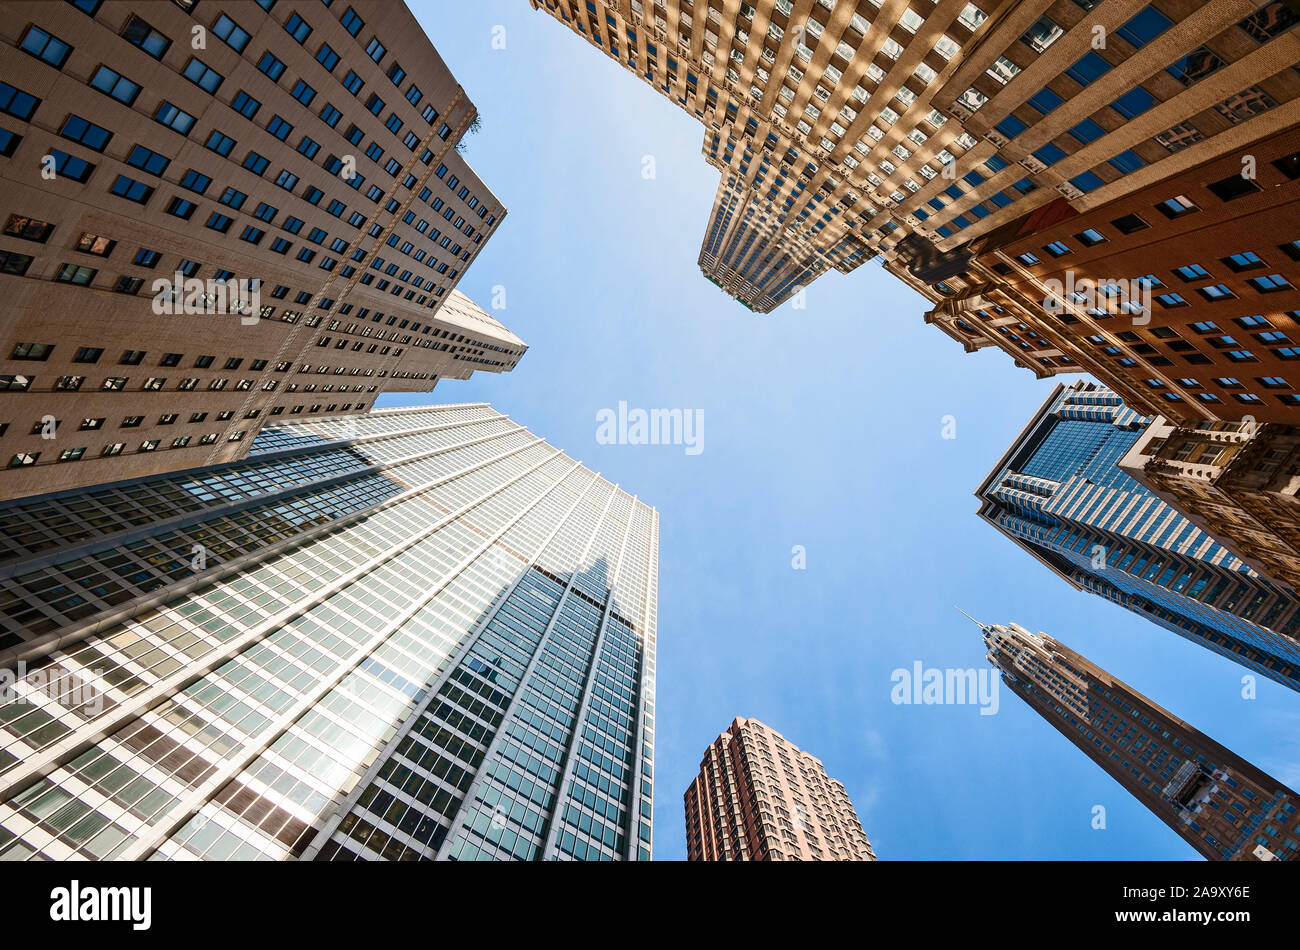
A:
379,1,1300,860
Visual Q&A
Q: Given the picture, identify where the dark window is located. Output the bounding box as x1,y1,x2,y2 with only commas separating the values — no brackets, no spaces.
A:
1111,213,1149,235
1206,174,1262,202
122,16,171,59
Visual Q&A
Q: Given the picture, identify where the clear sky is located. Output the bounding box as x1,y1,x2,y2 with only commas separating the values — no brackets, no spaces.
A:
380,1,1300,860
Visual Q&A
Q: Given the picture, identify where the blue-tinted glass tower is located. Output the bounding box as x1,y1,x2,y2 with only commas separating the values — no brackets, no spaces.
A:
0,404,657,861
977,381,1300,693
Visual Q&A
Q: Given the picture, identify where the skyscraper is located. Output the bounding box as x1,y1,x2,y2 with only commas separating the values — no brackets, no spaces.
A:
529,0,1300,333
0,403,658,861
982,620,1299,861
957,126,1300,422
976,380,1300,692
0,0,519,500
683,716,874,861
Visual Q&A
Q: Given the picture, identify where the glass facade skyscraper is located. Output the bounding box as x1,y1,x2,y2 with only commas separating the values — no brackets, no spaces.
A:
0,404,657,861
977,381,1300,694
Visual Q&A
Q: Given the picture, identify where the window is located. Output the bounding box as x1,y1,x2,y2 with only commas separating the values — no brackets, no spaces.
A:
1248,274,1292,293
205,130,236,157
257,51,287,82
1111,214,1148,235
133,248,161,268
1026,87,1064,115
21,26,74,69
55,263,96,285
3,215,55,243
341,7,364,37
155,101,196,135
232,91,261,119
124,145,169,178
1067,119,1105,145
48,150,94,185
342,70,363,95
1075,228,1106,247
291,80,316,106
267,115,293,140
1117,6,1173,49
1167,46,1225,87
1197,284,1235,301
183,58,224,93
1109,150,1145,174
1020,15,1063,53
244,151,269,175
1206,174,1261,202
316,43,340,71
10,342,54,361
180,169,212,194
205,212,233,233
1174,264,1209,281
212,14,251,52
1274,151,1300,181
0,81,40,121
122,16,170,59
61,115,112,152
1223,251,1265,272
1070,172,1104,194
366,37,386,62
89,66,141,105
165,197,197,220
1065,51,1112,87
284,13,313,44
75,232,115,257
1033,143,1066,167
1155,195,1198,218
1111,86,1156,119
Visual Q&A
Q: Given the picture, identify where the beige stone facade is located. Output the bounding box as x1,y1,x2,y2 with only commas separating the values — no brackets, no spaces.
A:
0,1,523,500
1122,418,1300,595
